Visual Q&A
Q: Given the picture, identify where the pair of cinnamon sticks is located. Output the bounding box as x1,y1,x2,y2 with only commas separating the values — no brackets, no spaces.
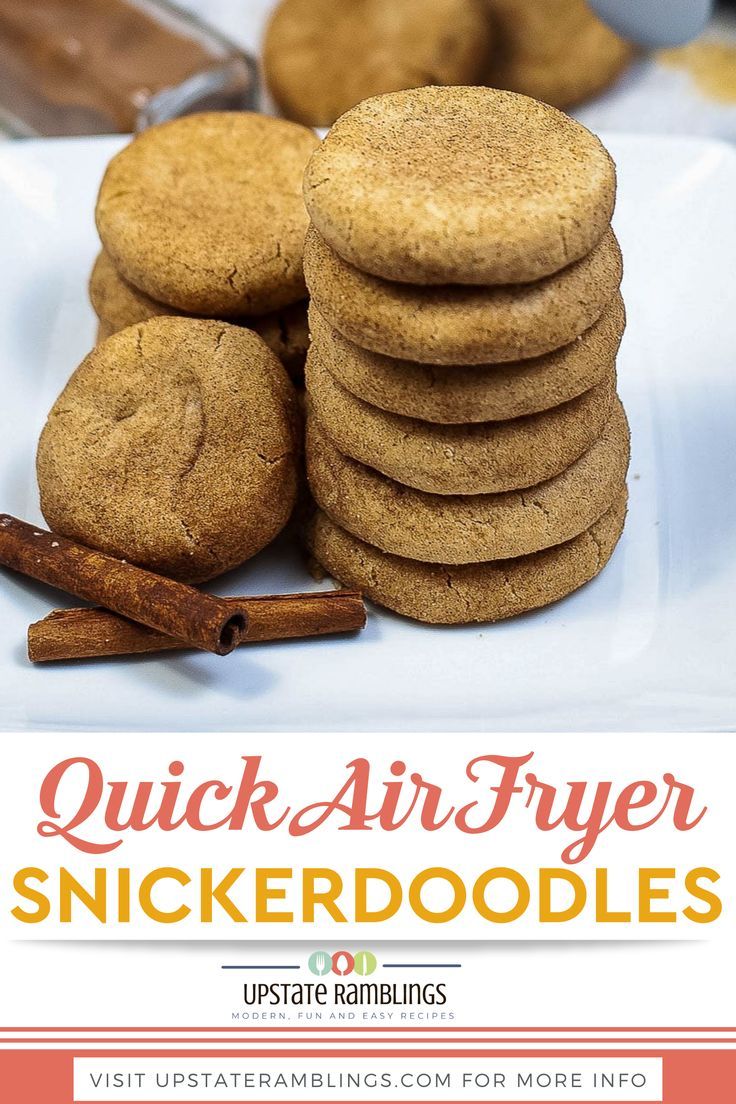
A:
0,514,365,663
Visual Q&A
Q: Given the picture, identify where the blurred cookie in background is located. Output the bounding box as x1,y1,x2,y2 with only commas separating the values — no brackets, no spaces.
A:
263,0,494,126
485,0,634,108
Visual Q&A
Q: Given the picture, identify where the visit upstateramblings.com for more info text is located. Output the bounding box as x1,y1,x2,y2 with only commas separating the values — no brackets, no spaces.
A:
72,1058,663,1102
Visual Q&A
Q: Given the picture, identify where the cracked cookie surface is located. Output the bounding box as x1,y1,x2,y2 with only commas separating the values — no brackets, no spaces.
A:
263,0,494,128
96,113,319,317
306,352,615,494
306,489,627,624
37,317,299,582
303,86,616,285
307,398,629,562
304,225,623,365
89,251,309,381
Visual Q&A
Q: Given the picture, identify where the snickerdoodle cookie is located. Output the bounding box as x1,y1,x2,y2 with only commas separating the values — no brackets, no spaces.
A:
308,295,625,423
96,113,319,317
303,225,623,365
303,86,616,285
89,250,176,330
37,317,299,583
90,251,309,378
264,0,494,128
486,0,634,110
306,352,615,494
306,489,627,624
307,398,629,562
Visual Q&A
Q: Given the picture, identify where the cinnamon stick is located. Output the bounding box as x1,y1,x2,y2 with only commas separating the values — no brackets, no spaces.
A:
0,515,248,656
27,591,366,662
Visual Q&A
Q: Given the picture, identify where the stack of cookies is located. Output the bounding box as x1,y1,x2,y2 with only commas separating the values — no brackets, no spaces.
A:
303,86,630,625
92,112,320,380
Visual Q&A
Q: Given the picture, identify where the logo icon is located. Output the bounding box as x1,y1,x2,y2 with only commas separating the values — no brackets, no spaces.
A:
308,950,378,976
307,951,331,976
353,950,378,976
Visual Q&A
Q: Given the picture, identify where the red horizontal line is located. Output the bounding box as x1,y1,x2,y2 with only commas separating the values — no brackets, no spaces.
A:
0,1025,731,1032
1,1033,732,1042
0,1049,677,1057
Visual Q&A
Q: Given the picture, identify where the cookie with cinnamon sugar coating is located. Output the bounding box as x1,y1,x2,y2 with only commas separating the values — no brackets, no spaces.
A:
306,352,615,495
306,398,630,563
96,113,319,316
308,295,625,423
306,490,628,624
264,0,494,128
303,225,623,366
38,317,299,583
89,251,310,380
303,86,617,286
485,0,634,110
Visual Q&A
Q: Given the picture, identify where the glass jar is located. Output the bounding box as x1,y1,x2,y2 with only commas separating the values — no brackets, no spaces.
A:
0,0,258,136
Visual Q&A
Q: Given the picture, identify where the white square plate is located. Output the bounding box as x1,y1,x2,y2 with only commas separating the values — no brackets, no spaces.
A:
0,133,734,732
